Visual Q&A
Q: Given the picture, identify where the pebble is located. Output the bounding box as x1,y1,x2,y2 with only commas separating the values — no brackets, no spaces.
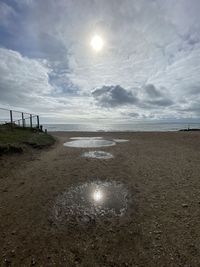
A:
2,188,8,193
182,203,188,208
11,250,15,256
154,230,162,234
31,258,36,265
4,258,11,266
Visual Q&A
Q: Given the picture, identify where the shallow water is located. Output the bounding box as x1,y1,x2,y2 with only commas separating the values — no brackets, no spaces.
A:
64,139,116,148
113,139,129,143
82,151,113,159
53,181,128,224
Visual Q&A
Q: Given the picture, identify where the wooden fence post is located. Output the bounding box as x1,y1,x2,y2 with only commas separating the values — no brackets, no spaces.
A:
37,115,40,128
10,110,13,128
22,113,24,128
30,114,32,128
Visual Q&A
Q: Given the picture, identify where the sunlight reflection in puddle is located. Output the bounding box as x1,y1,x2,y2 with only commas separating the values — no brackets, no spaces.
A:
53,181,128,224
81,151,113,159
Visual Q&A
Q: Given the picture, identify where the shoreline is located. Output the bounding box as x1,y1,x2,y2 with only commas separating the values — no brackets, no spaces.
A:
49,130,200,136
43,122,200,133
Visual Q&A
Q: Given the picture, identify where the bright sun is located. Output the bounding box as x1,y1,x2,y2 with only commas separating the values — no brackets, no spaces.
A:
90,35,104,51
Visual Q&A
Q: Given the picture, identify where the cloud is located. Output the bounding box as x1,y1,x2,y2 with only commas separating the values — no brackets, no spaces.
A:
128,112,140,118
0,0,200,122
146,98,174,107
142,84,174,107
0,47,111,122
0,48,52,105
92,83,173,109
92,85,138,107
188,85,200,95
0,47,82,118
144,84,163,98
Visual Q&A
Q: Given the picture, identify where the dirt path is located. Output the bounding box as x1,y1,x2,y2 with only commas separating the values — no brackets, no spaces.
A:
1,132,200,266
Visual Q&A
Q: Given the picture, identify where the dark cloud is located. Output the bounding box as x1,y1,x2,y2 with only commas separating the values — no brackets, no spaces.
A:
127,112,140,118
92,84,174,109
188,86,200,95
142,84,174,107
92,85,138,107
146,98,174,106
144,84,163,98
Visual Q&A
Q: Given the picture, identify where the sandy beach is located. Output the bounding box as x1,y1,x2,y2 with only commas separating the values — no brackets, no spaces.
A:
1,131,200,266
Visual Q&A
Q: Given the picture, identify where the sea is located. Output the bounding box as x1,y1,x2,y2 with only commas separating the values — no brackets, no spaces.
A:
43,122,200,132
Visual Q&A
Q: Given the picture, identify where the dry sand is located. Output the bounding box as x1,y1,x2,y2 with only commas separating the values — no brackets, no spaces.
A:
0,131,200,266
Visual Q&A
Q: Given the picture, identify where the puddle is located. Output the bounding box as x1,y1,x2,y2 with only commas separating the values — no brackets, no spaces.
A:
113,139,129,143
70,137,103,140
53,181,128,224
64,139,116,148
82,151,113,159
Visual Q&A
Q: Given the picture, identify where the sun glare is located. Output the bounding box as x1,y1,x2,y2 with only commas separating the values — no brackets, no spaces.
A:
93,189,103,202
90,35,104,51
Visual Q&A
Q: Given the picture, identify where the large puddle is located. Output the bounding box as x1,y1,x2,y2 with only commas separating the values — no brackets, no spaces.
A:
70,137,103,140
64,139,116,148
53,181,128,224
81,151,113,159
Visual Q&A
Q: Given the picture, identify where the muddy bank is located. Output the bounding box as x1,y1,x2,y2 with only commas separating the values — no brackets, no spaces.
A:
0,131,200,266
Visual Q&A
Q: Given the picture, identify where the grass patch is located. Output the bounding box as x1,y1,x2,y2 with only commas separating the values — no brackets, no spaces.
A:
0,124,55,155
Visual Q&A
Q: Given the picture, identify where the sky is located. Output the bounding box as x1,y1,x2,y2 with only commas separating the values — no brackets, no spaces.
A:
0,0,200,123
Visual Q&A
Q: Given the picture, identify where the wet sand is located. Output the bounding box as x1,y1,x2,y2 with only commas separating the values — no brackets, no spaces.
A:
1,131,200,266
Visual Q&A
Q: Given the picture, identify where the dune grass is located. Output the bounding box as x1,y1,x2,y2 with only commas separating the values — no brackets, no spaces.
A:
0,124,55,155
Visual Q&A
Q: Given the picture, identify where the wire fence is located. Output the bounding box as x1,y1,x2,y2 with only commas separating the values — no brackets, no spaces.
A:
0,107,40,129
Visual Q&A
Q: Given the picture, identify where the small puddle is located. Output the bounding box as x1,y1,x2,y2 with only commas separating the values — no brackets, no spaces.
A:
113,139,129,143
64,139,116,148
53,181,128,225
82,151,113,159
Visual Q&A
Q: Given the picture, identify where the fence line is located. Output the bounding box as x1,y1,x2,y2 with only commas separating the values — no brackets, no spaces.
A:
0,107,34,115
0,107,40,129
